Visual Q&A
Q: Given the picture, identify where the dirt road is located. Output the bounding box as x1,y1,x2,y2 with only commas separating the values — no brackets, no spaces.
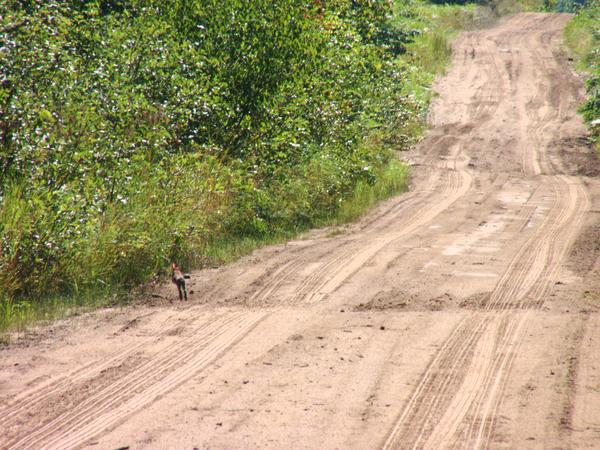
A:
2,13,600,449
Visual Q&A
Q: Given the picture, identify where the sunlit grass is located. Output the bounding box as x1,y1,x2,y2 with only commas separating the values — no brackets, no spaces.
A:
328,160,410,226
0,287,120,337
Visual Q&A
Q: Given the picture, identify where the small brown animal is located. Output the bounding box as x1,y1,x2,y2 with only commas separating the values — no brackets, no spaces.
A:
171,262,188,301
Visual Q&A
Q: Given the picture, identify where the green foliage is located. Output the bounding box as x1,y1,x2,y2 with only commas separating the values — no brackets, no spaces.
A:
397,1,494,64
0,299,31,333
0,0,474,332
551,0,586,12
564,0,600,146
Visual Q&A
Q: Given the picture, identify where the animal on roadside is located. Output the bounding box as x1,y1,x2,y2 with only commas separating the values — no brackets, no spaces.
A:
171,262,188,301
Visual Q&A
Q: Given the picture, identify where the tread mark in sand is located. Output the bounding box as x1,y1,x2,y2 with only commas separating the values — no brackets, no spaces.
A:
1,311,267,450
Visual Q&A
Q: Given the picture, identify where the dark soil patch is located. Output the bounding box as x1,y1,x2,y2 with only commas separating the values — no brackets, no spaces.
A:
556,136,600,177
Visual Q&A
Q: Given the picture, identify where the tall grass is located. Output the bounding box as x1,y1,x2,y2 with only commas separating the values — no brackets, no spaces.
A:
412,30,452,74
564,6,597,71
0,288,117,336
392,1,496,102
330,160,410,226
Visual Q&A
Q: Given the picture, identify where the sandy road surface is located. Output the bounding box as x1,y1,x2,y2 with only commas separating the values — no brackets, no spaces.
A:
2,13,600,449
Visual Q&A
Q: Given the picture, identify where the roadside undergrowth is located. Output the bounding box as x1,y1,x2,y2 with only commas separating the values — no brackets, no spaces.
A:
564,0,599,150
0,0,485,335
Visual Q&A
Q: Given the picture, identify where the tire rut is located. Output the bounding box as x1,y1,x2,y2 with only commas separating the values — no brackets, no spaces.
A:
381,13,590,450
2,311,267,450
383,174,588,450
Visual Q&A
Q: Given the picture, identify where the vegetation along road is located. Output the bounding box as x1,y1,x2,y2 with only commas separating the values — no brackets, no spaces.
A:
2,11,600,450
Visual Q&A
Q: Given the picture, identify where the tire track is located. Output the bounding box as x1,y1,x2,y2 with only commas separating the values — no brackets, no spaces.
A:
382,174,587,450
302,169,472,305
1,255,298,447
288,171,472,304
1,230,323,447
463,177,588,450
3,310,267,450
252,167,469,307
381,13,589,449
0,309,210,429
